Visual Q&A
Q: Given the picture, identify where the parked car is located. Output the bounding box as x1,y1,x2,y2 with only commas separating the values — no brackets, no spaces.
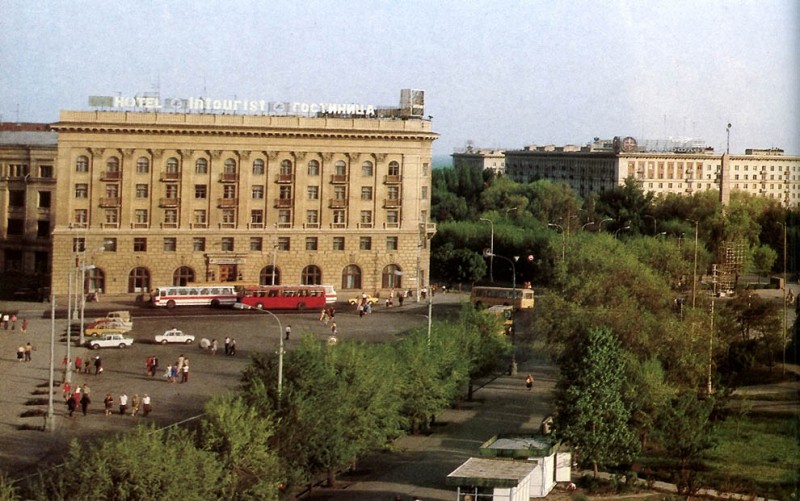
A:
94,311,133,329
85,323,128,337
87,333,134,350
155,328,195,345
348,294,380,306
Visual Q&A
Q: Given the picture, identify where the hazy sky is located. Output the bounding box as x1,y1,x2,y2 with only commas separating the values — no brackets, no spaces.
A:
1,0,797,158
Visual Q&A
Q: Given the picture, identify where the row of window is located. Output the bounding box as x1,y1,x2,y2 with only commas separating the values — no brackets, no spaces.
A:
74,235,402,253
7,190,52,208
76,155,408,177
72,207,401,227
1,164,54,178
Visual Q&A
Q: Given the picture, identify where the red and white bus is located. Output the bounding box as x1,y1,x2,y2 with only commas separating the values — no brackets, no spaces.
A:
236,285,327,311
151,284,239,308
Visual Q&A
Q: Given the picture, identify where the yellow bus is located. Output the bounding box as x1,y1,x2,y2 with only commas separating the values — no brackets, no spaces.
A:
470,286,535,310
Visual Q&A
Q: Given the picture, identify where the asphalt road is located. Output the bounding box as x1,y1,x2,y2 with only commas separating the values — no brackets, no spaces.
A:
0,293,465,481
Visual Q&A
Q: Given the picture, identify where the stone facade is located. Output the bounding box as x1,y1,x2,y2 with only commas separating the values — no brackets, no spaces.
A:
50,111,437,298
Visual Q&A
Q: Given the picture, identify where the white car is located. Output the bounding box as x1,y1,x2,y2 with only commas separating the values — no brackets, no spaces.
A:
155,329,195,345
87,333,134,350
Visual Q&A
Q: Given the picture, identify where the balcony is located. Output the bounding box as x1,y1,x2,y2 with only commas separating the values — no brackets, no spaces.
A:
218,222,236,229
217,198,239,208
274,198,293,208
102,222,120,229
161,222,178,229
275,173,293,184
159,197,180,207
100,171,121,181
303,222,320,229
247,222,264,229
99,197,121,207
329,198,347,208
275,222,292,229
190,222,208,229
218,173,237,183
357,222,373,229
384,198,401,208
421,222,437,239
330,174,348,184
160,172,180,181
383,222,400,229
330,222,346,229
384,174,402,184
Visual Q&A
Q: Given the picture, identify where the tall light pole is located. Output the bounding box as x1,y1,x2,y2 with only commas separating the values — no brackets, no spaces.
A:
689,220,699,308
271,243,279,285
779,221,787,377
484,250,519,375
46,296,56,432
236,303,284,405
644,215,657,235
547,223,565,262
479,218,495,282
726,123,732,154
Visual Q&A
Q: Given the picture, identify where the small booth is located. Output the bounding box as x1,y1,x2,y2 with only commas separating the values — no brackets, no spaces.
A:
446,434,571,500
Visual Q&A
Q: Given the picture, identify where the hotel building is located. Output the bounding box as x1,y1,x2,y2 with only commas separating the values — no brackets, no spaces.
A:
48,93,437,298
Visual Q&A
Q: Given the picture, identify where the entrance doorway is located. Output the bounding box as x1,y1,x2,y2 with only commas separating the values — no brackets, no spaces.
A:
218,264,238,282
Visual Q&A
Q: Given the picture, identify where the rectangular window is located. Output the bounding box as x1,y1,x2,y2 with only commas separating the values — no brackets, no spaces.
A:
38,191,51,208
278,209,291,225
106,184,119,197
361,187,372,200
39,165,53,178
422,163,429,176
165,184,178,198
251,210,264,224
307,186,319,200
136,184,149,198
75,184,88,198
306,210,319,224
279,186,292,200
135,209,148,224
306,237,318,251
76,158,88,173
193,237,206,252
74,209,88,225
9,190,25,207
332,209,345,225
360,210,372,224
250,237,263,251
164,237,177,252
223,185,237,199
133,238,147,252
386,210,399,225
164,209,178,224
359,236,372,250
136,159,149,174
333,237,345,251
277,237,290,251
334,186,346,200
221,237,234,252
73,237,86,252
7,219,24,235
195,185,207,199
252,185,264,199
103,238,117,252
37,220,49,237
386,236,398,251
222,209,236,224
105,209,119,225
421,186,428,200
388,186,400,200
194,210,207,225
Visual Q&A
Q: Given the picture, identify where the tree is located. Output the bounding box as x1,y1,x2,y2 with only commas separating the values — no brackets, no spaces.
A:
595,177,654,234
555,327,640,476
430,242,487,286
751,244,778,284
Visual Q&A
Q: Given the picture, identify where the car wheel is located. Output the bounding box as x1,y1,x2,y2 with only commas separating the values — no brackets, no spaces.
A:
119,343,127,349
161,339,168,345
297,302,306,311
256,303,264,310
91,344,100,350
185,339,193,344
166,300,176,309
211,299,221,308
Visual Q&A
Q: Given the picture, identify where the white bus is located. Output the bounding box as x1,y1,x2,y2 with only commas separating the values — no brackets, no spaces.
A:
151,284,239,308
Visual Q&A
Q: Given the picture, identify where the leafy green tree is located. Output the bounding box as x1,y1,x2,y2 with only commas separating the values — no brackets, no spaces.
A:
595,177,654,233
555,327,640,476
751,244,778,284
201,396,283,500
28,426,225,500
430,242,487,286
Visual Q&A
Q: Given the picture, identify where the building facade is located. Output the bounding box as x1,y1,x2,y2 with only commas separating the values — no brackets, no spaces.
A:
452,147,506,175
50,110,437,298
484,140,800,207
0,123,57,287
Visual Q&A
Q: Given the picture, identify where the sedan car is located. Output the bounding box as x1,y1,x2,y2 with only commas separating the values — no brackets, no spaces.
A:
85,323,128,337
155,328,195,345
348,294,380,306
87,333,134,350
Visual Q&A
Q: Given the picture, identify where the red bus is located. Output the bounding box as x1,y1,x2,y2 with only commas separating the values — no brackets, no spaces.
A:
236,285,326,311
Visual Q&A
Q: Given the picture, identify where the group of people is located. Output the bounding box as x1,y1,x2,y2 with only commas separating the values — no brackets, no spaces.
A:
319,306,336,325
63,354,103,375
1,313,26,331
162,354,190,383
16,342,33,362
63,384,152,418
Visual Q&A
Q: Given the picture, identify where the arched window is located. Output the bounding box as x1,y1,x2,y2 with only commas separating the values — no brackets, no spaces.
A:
136,157,150,173
280,159,293,175
76,155,89,172
173,266,195,286
260,266,280,286
87,268,105,293
224,158,237,174
128,267,151,293
388,161,400,176
361,161,373,177
342,265,361,290
307,159,320,176
166,157,179,173
195,158,208,174
334,160,347,176
106,157,120,172
302,265,321,285
382,264,402,289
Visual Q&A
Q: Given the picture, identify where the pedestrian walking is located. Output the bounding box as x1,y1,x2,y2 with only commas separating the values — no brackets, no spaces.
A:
80,391,91,416
210,338,218,355
398,295,404,307
94,355,103,375
229,339,236,356
1,313,8,329
119,392,128,415
142,394,152,417
62,382,71,399
285,325,291,340
24,343,32,362
180,359,189,383
21,318,28,335
16,345,24,362
169,364,178,383
103,393,113,416
75,355,83,373
10,314,16,330
130,394,140,416
525,374,534,391
66,393,76,417
224,336,230,356
330,322,337,335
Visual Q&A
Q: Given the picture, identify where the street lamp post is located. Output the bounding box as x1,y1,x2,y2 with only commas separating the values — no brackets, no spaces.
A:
598,218,613,231
689,220,699,308
614,225,631,239
644,215,657,235
271,243,279,285
779,221,787,377
46,297,56,432
581,221,596,231
547,223,565,262
479,218,495,282
484,250,518,375
236,303,284,405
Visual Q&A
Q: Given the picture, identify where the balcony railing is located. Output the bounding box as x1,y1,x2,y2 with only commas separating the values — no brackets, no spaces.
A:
248,222,264,229
102,222,120,229
384,222,400,229
159,197,180,207
99,197,121,207
330,174,348,183
217,198,239,208
100,171,121,181
274,198,293,208
160,172,180,181
384,198,401,208
218,173,237,183
357,222,373,229
161,222,178,229
384,174,402,184
190,222,208,229
304,222,320,229
275,173,293,184
329,199,347,208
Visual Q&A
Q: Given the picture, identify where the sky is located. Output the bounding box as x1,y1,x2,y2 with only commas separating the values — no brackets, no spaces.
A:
1,0,798,159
